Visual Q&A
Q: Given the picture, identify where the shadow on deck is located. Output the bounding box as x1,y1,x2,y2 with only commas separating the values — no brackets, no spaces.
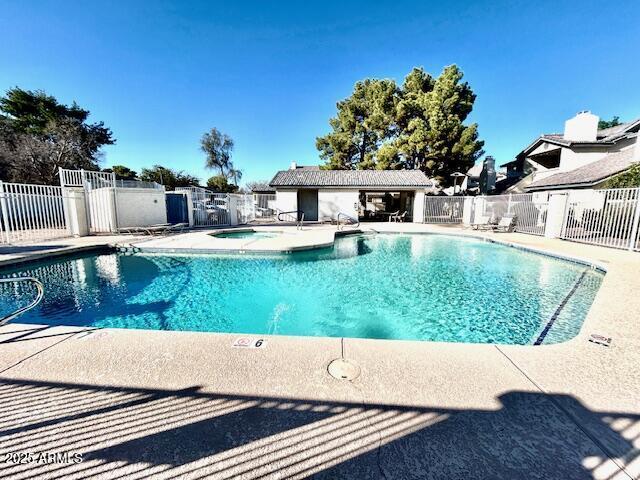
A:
0,377,637,479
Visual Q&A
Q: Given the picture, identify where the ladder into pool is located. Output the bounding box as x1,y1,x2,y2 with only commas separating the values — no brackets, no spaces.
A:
0,277,44,326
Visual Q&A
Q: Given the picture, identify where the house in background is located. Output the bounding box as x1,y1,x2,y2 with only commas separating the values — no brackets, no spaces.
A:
460,156,504,195
500,111,639,193
269,163,434,222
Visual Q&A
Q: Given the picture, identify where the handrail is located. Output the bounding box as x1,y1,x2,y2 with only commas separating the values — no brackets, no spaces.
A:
0,277,44,326
277,210,305,230
337,212,360,230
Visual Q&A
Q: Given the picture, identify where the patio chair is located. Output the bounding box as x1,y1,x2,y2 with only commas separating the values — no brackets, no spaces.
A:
387,210,400,222
119,223,188,236
167,222,189,233
492,215,517,233
471,216,493,230
118,224,168,235
391,211,407,222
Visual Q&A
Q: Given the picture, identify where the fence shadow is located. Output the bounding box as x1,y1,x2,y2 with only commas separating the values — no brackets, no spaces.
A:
0,377,637,479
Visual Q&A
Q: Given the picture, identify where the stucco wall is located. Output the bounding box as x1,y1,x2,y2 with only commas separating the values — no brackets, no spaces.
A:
559,148,609,172
318,190,358,221
275,190,297,218
115,188,167,228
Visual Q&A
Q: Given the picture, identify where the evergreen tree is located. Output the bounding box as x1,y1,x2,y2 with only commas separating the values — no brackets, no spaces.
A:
316,79,397,170
316,65,484,186
598,116,622,130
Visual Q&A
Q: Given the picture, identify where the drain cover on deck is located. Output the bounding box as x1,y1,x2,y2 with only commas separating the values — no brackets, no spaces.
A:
327,359,360,380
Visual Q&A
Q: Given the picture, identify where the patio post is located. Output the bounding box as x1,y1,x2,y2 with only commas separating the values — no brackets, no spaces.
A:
413,190,425,223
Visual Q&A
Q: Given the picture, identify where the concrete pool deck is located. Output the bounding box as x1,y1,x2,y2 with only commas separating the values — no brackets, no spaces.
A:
0,224,639,479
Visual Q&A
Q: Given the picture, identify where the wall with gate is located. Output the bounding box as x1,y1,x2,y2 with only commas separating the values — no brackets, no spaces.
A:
59,168,167,234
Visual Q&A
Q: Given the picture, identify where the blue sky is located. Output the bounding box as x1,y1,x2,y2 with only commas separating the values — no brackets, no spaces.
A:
1,0,639,185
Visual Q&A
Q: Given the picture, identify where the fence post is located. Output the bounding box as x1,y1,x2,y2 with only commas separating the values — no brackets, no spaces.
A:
65,188,89,237
462,196,474,225
110,171,119,232
545,193,569,239
184,191,195,227
0,181,11,243
628,188,640,251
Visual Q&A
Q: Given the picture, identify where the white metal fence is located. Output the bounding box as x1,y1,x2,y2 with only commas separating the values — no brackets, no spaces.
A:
177,187,230,227
234,194,254,224
480,193,549,236
253,194,277,222
423,196,465,223
233,193,278,224
562,187,640,251
423,194,549,235
0,182,70,244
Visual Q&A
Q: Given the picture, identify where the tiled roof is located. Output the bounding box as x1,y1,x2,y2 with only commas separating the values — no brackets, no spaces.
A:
269,169,433,188
526,148,638,190
250,183,275,193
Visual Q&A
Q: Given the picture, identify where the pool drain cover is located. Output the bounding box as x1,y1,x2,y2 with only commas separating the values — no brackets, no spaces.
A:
327,359,360,381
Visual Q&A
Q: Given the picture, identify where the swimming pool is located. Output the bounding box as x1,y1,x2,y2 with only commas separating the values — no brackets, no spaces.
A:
0,234,603,344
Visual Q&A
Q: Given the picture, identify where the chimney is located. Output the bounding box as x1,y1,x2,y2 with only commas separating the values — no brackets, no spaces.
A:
563,111,599,142
479,156,496,194
290,161,297,170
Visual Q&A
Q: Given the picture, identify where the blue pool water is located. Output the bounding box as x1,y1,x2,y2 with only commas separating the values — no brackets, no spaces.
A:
0,234,603,344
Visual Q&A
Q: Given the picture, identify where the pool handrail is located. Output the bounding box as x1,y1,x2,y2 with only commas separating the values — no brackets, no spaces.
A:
337,212,360,230
0,277,44,326
277,210,305,230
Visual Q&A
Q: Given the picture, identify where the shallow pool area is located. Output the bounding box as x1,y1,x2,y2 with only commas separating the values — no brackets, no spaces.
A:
0,234,603,344
212,229,280,240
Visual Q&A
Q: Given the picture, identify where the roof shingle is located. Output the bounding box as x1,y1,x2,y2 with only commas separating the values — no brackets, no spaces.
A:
269,169,433,188
526,148,638,190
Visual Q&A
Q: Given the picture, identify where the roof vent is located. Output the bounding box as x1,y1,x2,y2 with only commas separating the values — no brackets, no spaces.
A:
290,162,297,170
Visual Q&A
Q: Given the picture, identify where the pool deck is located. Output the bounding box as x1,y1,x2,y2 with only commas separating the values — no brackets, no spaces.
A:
0,224,639,479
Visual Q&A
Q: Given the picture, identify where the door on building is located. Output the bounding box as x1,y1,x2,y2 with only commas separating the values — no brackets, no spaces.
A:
297,189,318,221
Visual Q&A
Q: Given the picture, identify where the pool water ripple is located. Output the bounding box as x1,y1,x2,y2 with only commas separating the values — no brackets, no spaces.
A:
0,234,603,344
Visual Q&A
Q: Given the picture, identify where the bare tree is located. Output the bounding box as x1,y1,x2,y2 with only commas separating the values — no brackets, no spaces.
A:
0,118,101,184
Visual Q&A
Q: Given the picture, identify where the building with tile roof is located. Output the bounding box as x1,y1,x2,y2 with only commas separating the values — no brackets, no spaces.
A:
269,162,435,223
499,112,639,193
